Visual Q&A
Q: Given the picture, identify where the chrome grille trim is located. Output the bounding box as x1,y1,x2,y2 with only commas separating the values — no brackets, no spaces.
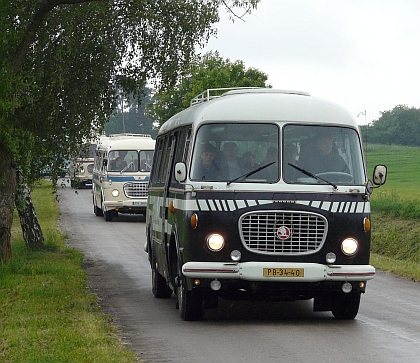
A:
239,210,327,255
123,182,149,198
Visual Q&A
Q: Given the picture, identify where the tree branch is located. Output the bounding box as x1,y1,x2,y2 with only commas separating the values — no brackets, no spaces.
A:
9,0,107,74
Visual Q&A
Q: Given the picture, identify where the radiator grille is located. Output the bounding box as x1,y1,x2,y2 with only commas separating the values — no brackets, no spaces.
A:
239,211,327,255
123,182,149,198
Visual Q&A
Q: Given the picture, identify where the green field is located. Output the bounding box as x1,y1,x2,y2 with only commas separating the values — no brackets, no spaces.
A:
365,144,420,280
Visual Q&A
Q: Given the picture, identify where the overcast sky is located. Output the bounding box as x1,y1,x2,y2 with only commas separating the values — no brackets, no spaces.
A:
200,0,420,124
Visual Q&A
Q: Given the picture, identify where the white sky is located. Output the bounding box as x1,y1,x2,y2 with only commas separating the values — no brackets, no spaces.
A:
200,0,420,124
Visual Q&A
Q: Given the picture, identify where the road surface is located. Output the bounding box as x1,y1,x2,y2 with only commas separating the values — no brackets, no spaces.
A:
57,186,420,363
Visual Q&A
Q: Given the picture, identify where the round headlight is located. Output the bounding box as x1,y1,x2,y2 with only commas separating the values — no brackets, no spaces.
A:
341,238,358,256
207,234,225,252
111,189,119,197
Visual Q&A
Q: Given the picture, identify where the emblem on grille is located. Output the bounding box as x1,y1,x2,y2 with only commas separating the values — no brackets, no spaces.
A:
276,226,292,240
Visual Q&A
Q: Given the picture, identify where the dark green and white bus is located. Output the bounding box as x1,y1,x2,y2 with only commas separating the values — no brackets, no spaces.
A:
145,88,387,320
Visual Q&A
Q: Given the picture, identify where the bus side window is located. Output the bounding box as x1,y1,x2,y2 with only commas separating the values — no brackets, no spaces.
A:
170,128,189,187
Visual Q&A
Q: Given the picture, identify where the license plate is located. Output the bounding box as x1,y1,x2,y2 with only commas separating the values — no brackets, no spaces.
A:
263,268,305,277
132,201,146,206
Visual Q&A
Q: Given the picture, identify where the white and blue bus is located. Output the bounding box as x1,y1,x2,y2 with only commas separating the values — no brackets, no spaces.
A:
145,88,387,320
92,133,155,221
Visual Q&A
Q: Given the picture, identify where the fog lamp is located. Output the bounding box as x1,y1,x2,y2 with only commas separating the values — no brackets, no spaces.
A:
207,234,224,252
325,252,336,264
210,279,222,291
342,282,353,293
111,189,119,197
230,250,242,262
341,238,358,256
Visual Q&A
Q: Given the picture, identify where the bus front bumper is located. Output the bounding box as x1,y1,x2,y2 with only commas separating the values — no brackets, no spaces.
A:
182,261,375,282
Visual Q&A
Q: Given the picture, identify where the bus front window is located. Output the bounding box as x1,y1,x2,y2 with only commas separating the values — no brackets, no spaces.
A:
283,125,366,185
190,123,279,183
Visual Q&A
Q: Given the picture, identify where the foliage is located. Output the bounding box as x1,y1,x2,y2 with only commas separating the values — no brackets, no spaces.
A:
0,0,261,258
1,181,139,362
147,50,270,126
361,105,420,147
365,144,420,280
105,87,158,138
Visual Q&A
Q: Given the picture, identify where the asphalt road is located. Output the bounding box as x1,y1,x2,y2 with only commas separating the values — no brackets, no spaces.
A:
57,185,420,363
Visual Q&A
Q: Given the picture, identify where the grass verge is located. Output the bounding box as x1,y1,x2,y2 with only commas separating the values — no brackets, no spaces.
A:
0,181,139,363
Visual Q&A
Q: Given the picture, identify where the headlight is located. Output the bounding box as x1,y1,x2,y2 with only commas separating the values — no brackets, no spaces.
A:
207,234,225,252
341,238,358,256
111,189,119,197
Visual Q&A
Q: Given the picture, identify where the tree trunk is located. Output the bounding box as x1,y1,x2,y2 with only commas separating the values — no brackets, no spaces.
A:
0,143,16,261
15,170,44,250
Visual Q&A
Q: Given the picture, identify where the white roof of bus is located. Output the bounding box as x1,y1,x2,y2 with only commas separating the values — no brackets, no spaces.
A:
158,88,358,135
96,133,155,151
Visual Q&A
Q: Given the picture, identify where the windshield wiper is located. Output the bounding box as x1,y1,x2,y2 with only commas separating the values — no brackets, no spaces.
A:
288,163,337,190
227,161,275,186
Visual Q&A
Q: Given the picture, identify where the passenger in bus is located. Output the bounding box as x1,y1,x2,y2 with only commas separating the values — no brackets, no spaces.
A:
194,143,219,180
115,157,127,171
299,135,349,174
242,151,259,172
284,143,299,182
257,146,279,180
217,142,243,179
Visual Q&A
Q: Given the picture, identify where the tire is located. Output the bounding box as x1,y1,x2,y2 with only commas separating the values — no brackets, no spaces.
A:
93,195,103,216
151,249,172,298
103,209,114,221
332,292,361,320
177,259,204,321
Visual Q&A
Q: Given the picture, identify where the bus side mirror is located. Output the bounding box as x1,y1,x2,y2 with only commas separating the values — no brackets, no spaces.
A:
174,162,187,182
373,164,387,186
103,159,108,167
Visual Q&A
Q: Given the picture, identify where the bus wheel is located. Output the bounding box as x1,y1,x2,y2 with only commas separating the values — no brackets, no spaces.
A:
177,274,204,321
93,196,103,216
152,268,172,298
331,291,361,320
103,209,114,221
151,249,172,298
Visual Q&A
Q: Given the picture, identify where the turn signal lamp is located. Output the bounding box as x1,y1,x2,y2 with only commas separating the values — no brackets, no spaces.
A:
191,213,198,229
169,201,174,214
363,217,371,232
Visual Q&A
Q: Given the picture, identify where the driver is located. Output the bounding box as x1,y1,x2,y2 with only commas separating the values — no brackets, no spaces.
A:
300,135,349,174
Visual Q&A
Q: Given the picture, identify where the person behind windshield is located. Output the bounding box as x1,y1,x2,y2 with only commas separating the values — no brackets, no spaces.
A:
242,151,259,172
115,156,127,171
218,142,243,179
284,143,299,182
194,143,219,180
299,135,349,174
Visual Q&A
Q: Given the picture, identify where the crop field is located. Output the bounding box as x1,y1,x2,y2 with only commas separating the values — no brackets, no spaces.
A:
365,144,420,280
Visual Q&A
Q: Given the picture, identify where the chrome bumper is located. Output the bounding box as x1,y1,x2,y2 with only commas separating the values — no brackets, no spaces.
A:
182,261,375,282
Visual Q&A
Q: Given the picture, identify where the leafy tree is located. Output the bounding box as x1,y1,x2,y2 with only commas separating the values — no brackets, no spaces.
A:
364,105,420,146
105,88,158,138
147,51,270,126
0,0,261,260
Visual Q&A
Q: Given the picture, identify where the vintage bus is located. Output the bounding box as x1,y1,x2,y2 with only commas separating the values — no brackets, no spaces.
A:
92,133,155,221
145,88,387,320
68,143,97,188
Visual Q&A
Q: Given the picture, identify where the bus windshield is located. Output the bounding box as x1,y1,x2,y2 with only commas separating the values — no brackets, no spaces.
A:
284,125,365,185
190,123,365,185
107,150,154,172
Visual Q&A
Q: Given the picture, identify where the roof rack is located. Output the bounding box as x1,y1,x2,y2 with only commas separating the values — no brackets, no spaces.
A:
190,87,310,106
108,133,152,139
190,87,262,106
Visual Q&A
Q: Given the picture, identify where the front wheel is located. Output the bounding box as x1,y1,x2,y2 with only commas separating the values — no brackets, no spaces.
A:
331,292,361,320
177,274,204,321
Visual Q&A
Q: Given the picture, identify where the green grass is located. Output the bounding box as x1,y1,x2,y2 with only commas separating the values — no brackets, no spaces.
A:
1,182,139,363
366,144,420,281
